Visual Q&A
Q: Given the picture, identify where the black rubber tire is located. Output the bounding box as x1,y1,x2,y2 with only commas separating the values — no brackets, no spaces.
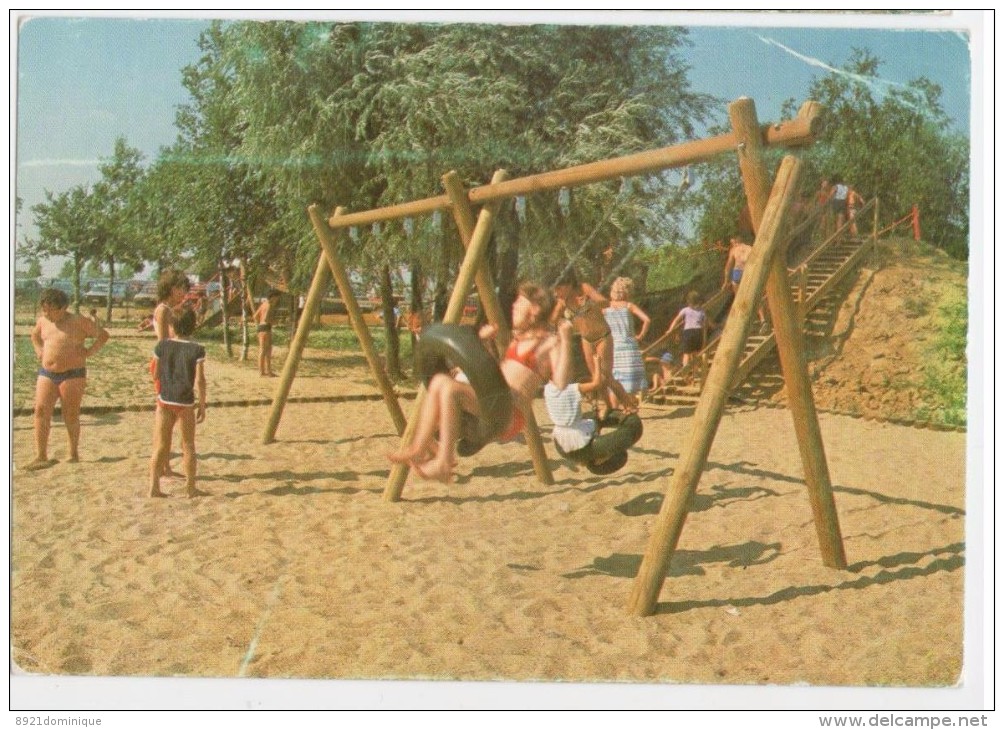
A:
415,324,513,452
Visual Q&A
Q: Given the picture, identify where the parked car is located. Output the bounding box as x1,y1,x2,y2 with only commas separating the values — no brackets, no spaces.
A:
83,282,129,306
133,281,159,308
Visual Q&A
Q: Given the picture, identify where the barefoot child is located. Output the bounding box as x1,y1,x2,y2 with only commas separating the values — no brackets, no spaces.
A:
253,289,281,377
151,269,191,478
551,269,637,415
25,288,109,471
149,309,208,498
666,290,713,375
388,282,566,484
544,328,642,474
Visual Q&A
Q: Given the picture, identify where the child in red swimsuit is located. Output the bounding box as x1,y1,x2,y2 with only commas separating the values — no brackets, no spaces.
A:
388,282,562,484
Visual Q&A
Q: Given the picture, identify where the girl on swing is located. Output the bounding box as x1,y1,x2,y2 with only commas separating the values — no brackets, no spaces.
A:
550,268,637,416
387,282,569,484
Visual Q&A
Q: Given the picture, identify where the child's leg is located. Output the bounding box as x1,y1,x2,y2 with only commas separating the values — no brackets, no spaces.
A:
178,409,206,497
388,373,449,463
58,377,87,462
264,332,275,375
150,405,177,497
258,332,267,374
413,378,477,484
598,337,636,412
25,375,59,469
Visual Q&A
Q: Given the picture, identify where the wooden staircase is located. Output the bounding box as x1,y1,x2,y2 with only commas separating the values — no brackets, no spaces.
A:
644,199,878,408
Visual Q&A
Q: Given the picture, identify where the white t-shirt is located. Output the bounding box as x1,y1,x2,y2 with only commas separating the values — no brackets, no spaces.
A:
544,382,596,452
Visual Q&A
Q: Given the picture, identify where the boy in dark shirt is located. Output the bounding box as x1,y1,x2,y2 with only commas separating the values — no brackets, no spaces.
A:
150,309,207,498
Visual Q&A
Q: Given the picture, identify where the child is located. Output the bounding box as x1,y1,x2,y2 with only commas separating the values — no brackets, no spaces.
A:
667,290,712,374
388,282,563,484
646,350,677,391
149,309,208,498
253,290,282,377
151,269,190,478
544,325,642,474
24,288,109,471
723,235,766,330
551,269,637,415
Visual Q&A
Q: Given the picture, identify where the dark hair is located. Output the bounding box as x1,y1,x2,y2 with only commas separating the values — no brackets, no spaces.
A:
517,281,554,326
174,308,198,337
39,288,69,309
267,289,282,301
157,270,191,302
686,290,700,307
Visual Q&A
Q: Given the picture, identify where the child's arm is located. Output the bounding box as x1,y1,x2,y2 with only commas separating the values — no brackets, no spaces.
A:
30,320,44,359
629,303,651,341
550,319,575,390
195,360,207,423
581,282,609,307
667,310,684,334
154,304,172,340
549,298,565,325
577,354,605,396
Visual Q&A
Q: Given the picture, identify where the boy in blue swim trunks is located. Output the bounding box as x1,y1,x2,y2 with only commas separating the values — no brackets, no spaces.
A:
25,288,109,471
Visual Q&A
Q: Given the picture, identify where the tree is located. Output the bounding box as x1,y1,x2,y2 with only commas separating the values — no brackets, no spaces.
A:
28,185,104,312
173,20,714,369
788,49,969,257
93,137,147,320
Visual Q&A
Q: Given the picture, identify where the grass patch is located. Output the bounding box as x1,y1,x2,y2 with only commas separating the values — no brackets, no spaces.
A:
915,293,967,427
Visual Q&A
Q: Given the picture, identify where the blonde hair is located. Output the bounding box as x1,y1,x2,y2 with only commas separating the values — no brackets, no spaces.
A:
610,276,634,301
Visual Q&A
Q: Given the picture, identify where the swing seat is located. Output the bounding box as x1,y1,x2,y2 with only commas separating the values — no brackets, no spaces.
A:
416,324,514,457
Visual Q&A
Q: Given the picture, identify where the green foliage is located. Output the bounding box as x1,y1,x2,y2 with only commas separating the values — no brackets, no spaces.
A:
916,293,967,427
170,21,715,294
801,49,968,258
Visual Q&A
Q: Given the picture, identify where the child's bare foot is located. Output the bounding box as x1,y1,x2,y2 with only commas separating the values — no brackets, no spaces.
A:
411,458,455,485
67,453,80,463
22,457,56,472
149,488,168,498
162,466,183,479
387,448,419,465
186,487,209,498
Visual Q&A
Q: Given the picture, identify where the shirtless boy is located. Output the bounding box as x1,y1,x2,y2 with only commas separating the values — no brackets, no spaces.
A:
25,288,109,470
723,235,767,330
253,290,282,376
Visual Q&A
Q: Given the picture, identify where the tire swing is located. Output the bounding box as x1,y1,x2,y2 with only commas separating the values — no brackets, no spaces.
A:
415,323,513,458
553,412,644,475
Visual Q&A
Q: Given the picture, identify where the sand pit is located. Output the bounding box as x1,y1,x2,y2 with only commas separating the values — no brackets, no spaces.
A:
11,394,965,687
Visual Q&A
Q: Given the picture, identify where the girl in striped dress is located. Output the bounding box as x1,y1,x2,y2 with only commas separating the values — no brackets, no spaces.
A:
603,277,651,409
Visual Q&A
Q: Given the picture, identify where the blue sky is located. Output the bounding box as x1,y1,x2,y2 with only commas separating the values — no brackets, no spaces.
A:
12,11,981,277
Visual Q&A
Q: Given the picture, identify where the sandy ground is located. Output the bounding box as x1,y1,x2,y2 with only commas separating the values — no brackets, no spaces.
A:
11,371,966,685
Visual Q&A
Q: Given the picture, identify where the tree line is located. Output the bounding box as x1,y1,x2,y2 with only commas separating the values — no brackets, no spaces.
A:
24,23,968,357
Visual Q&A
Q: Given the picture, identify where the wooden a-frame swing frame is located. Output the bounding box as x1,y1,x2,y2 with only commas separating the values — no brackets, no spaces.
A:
261,97,847,616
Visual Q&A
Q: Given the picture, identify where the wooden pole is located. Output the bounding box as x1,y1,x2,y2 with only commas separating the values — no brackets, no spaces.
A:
729,97,846,570
311,205,408,436
383,170,512,502
261,249,332,444
626,155,804,617
328,101,823,230
443,170,554,486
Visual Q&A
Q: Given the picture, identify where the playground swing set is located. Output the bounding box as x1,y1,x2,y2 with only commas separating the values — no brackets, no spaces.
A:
262,96,848,617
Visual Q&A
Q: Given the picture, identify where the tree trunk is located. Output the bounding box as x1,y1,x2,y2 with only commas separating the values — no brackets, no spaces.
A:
495,227,520,331
380,264,402,380
105,257,115,323
409,260,423,374
222,270,232,358
72,256,83,314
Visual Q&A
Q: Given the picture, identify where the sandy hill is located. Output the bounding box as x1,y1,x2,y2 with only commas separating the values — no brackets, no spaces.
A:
741,236,968,427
